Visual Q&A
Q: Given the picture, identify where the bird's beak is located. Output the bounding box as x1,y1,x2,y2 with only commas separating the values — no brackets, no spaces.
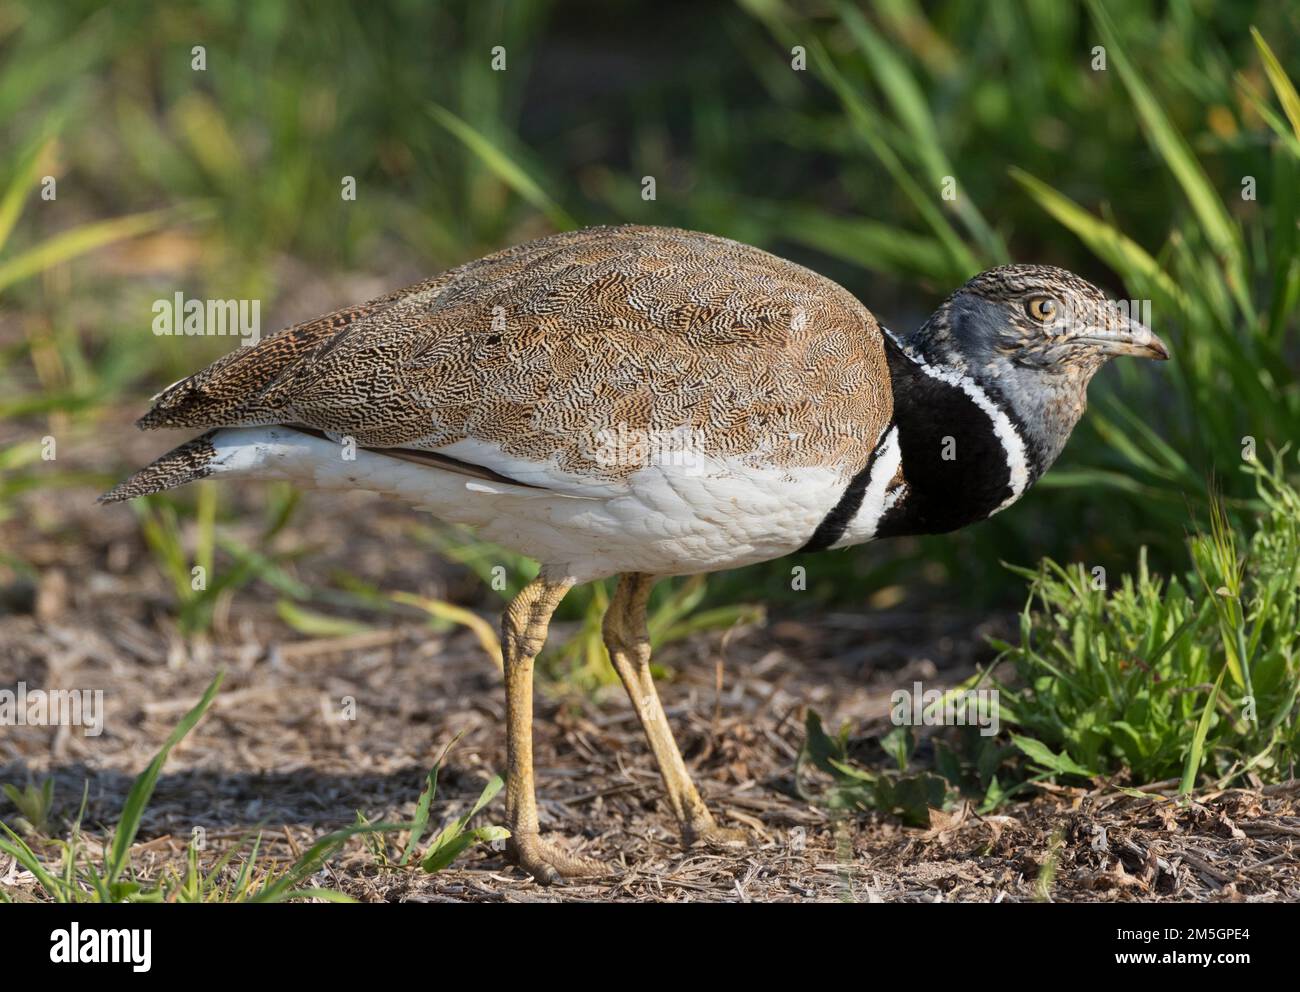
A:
1077,314,1170,361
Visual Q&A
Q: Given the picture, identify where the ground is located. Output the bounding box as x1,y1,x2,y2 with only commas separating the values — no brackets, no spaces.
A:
1,426,1298,903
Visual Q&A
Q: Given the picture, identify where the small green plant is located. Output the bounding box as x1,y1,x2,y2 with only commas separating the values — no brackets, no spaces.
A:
1,778,55,836
356,734,509,873
995,452,1300,791
798,701,1022,823
414,775,509,874
798,711,954,826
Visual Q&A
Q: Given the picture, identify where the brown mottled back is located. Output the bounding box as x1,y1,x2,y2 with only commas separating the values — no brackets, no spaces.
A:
140,225,893,480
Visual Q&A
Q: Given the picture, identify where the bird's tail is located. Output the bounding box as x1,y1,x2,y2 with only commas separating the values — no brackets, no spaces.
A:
99,431,220,503
99,424,574,509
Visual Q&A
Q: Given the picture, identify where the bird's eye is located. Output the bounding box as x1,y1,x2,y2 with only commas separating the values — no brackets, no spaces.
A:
1025,296,1058,323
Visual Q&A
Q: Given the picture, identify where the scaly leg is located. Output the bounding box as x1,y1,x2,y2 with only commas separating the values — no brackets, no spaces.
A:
603,573,746,847
501,574,607,883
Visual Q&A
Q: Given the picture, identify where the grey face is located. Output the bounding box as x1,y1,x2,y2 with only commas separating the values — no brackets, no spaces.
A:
916,264,1169,375
909,263,1170,473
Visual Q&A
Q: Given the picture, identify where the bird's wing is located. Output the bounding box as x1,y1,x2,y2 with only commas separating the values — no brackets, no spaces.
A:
137,225,892,496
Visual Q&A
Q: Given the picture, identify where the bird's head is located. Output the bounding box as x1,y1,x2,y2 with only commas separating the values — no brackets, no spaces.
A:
906,263,1169,472
912,263,1169,372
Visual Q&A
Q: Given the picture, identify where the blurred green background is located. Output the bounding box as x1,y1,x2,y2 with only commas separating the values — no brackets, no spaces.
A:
1,0,1297,618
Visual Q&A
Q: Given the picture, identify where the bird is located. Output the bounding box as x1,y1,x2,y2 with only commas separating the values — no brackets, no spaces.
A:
102,224,1168,883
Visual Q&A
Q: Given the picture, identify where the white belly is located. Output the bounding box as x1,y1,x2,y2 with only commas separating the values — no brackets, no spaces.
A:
205,427,853,582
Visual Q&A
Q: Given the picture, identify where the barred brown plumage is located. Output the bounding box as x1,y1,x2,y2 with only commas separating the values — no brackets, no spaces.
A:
99,431,219,503
134,225,892,481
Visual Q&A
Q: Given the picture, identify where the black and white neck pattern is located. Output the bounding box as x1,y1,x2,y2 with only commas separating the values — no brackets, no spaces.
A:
804,330,1040,550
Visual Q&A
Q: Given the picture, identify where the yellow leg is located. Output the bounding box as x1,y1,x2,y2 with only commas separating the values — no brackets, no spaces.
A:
501,574,606,883
603,573,746,847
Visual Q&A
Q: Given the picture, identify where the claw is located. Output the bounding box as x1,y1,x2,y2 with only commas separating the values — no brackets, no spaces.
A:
507,833,610,885
691,824,750,849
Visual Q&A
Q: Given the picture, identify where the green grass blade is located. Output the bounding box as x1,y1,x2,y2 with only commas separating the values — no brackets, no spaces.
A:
106,672,224,887
1009,167,1185,311
419,825,509,874
398,768,437,867
0,825,65,900
837,2,1005,261
767,204,953,279
0,133,56,253
0,208,176,296
1236,73,1300,158
231,832,262,898
419,774,505,873
399,731,466,868
808,39,979,278
1086,0,1244,305
1250,27,1300,141
1179,663,1226,797
275,599,373,637
428,104,575,230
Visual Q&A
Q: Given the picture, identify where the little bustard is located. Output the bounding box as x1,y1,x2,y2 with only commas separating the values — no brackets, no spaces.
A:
104,225,1168,882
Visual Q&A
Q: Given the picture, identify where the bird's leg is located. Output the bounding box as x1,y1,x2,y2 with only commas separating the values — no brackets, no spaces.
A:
501,573,606,884
603,573,746,848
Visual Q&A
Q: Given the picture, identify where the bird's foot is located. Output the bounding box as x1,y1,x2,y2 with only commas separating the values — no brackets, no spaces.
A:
506,832,610,886
685,818,749,850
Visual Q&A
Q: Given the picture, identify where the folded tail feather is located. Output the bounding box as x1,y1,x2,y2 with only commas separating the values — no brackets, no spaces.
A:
99,425,575,505
99,431,220,503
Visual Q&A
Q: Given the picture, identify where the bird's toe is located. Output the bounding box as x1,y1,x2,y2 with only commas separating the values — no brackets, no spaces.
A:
689,823,750,849
507,833,610,885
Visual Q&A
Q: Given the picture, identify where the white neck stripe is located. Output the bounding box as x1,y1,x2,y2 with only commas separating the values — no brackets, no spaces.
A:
831,425,903,548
